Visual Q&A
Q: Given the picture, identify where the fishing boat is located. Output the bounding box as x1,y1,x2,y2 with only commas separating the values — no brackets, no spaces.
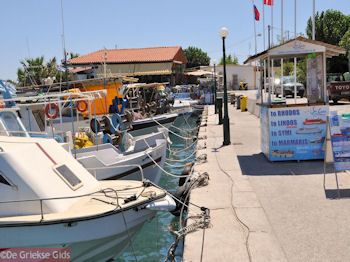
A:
74,128,168,184
0,135,175,261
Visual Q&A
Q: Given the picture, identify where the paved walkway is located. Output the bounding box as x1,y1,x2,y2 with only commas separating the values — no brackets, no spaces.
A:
183,105,287,262
184,103,350,262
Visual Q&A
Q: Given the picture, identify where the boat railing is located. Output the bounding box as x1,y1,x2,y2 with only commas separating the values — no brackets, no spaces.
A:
86,164,145,181
0,187,125,222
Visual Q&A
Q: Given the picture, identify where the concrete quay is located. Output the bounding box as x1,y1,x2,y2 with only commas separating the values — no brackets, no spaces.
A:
183,105,286,262
183,102,350,262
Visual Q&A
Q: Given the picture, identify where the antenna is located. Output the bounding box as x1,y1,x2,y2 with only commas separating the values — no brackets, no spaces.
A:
26,37,31,58
60,0,68,89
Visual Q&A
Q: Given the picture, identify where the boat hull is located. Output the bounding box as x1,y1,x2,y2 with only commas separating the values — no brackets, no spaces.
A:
1,207,156,262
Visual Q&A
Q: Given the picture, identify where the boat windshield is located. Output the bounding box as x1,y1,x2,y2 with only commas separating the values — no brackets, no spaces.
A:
0,112,26,137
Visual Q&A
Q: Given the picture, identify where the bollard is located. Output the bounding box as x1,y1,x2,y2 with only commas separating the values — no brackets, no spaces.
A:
217,97,223,125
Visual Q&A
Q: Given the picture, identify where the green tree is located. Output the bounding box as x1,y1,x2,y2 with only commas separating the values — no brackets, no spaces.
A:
69,52,79,59
17,56,70,87
184,46,210,68
219,54,238,65
306,10,350,73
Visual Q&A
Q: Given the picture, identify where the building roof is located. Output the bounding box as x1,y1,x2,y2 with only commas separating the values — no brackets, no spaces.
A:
69,46,187,65
244,36,346,64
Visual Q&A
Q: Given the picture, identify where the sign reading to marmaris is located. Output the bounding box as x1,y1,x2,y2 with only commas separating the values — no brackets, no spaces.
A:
329,112,350,171
268,105,328,161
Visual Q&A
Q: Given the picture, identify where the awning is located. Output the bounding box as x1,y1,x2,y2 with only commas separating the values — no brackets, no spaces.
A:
244,36,346,64
185,70,216,76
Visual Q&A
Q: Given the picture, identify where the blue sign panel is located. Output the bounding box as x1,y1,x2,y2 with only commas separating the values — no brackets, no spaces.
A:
268,105,328,161
329,112,350,171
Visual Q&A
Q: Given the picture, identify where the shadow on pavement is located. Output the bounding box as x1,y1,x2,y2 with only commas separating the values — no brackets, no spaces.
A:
237,153,334,176
324,189,350,199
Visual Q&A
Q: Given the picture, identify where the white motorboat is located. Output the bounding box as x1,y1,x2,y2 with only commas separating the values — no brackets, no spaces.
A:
0,104,169,185
74,129,168,184
0,135,175,262
129,112,178,136
171,99,197,116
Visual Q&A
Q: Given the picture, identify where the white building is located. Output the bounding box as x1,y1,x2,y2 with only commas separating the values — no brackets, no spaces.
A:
201,64,261,90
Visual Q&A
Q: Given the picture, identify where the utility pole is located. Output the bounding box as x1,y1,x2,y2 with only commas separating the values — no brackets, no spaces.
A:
268,25,271,49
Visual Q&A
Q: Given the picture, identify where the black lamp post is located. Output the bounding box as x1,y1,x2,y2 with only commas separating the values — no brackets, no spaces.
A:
213,59,217,114
220,27,231,145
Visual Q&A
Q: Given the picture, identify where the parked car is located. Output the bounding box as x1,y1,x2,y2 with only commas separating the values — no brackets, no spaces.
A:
275,76,305,98
327,72,350,104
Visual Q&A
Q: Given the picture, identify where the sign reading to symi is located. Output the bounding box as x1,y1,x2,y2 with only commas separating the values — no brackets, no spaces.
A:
329,112,350,171
268,105,328,161
269,40,326,56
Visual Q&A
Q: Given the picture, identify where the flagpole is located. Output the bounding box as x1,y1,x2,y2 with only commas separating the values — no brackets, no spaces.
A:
271,0,273,46
281,0,283,43
312,0,315,40
294,0,297,38
252,0,257,54
263,0,265,50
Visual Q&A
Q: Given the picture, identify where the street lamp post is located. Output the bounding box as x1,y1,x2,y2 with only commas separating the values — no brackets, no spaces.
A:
220,27,231,145
213,59,217,114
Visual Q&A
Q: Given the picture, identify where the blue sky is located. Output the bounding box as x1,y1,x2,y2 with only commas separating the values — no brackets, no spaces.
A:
0,0,349,81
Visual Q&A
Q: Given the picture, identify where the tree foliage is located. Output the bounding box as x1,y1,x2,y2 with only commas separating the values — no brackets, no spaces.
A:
16,54,79,87
184,46,210,68
219,54,239,65
306,9,350,73
275,59,307,86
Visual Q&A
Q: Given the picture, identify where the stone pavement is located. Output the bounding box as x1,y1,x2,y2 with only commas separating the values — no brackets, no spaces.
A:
183,103,350,262
183,105,287,262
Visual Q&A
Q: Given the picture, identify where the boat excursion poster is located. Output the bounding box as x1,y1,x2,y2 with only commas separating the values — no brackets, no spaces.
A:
329,111,350,171
268,105,328,161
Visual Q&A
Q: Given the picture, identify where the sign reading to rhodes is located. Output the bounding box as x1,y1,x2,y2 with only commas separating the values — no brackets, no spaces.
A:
266,105,328,161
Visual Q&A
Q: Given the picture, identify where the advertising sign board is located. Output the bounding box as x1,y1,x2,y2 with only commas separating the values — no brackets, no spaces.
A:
268,105,328,161
329,111,350,171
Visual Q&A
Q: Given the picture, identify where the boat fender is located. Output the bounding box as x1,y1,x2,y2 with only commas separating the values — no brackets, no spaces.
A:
45,103,59,119
120,131,127,151
54,135,63,143
112,114,122,131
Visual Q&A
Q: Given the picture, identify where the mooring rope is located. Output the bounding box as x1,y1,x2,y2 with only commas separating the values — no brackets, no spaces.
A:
150,116,196,141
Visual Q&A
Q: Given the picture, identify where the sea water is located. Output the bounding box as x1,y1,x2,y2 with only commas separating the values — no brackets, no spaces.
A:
115,115,198,262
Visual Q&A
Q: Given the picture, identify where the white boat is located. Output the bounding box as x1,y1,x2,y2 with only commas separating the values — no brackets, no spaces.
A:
171,99,197,116
0,104,169,185
129,112,178,136
75,129,168,184
0,135,175,261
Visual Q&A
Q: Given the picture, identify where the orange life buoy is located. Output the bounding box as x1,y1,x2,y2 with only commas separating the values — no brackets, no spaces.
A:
76,100,88,112
45,103,59,119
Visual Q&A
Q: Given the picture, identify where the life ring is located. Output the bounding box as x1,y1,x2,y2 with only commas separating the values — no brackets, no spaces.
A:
76,100,88,112
45,103,59,119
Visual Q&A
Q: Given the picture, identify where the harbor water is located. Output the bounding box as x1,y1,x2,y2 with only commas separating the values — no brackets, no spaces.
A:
115,115,198,262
